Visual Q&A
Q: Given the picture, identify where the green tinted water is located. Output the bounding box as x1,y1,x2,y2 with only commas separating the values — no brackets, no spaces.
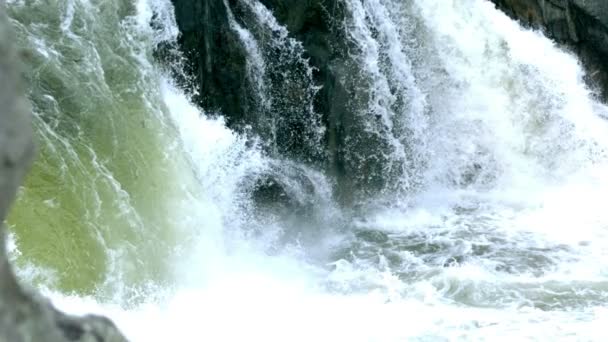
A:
6,0,193,298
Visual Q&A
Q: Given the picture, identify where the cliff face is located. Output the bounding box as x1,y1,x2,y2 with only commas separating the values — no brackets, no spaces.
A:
170,0,608,202
172,0,250,125
172,0,608,130
0,7,127,342
171,0,344,136
172,0,328,111
171,0,345,164
253,0,350,180
171,0,361,199
489,0,608,99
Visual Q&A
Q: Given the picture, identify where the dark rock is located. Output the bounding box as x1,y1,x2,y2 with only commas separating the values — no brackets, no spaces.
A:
171,0,363,199
171,0,608,205
253,0,356,197
170,0,396,202
489,0,608,99
246,161,319,215
172,0,251,125
0,6,128,342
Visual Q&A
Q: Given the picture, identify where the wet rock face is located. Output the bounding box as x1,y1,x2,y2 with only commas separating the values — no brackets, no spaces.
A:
0,7,127,342
171,0,608,204
490,0,608,99
252,0,351,181
172,0,250,125
171,0,345,141
171,0,342,121
171,0,360,198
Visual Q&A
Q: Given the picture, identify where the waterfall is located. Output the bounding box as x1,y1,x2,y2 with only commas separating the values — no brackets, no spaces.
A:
339,0,429,199
223,0,325,161
6,0,201,298
6,0,608,340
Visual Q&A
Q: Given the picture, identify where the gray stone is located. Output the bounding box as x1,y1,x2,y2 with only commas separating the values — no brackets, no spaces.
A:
0,6,128,342
572,0,608,28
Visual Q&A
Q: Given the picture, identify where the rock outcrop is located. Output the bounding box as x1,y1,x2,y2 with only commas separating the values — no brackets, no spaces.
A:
0,7,128,342
171,0,361,200
172,0,250,125
254,0,349,174
489,0,608,99
171,0,608,203
171,0,346,153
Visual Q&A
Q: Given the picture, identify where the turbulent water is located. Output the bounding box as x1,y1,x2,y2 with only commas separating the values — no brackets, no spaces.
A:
6,0,608,340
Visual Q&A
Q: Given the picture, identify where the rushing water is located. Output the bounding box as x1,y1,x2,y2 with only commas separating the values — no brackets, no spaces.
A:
6,0,608,340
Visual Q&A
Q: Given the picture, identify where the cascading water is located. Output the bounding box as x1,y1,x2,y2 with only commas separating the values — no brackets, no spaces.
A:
223,0,325,162
5,0,203,299
6,0,608,340
338,0,429,200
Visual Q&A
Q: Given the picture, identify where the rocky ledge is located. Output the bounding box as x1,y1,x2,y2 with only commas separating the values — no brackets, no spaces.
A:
489,0,608,99
0,7,128,342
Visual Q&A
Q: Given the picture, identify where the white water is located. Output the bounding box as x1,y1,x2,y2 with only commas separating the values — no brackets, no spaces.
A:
343,0,429,196
13,0,608,340
223,0,274,147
